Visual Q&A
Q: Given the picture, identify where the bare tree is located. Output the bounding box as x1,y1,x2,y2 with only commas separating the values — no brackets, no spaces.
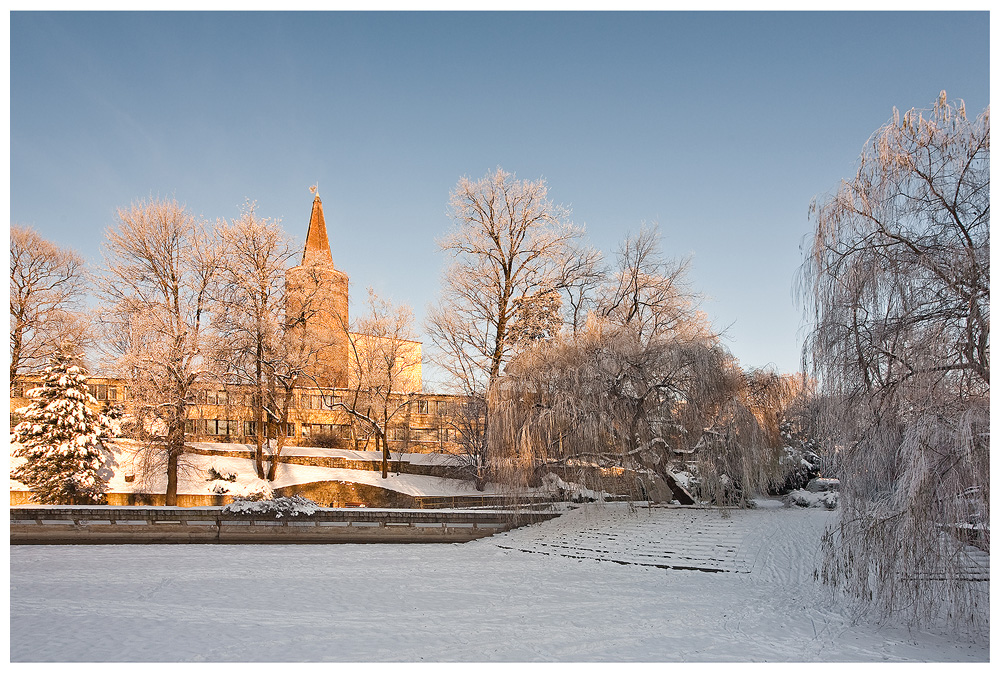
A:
803,92,989,628
99,198,219,506
427,167,581,395
426,167,581,490
596,225,710,343
490,222,795,505
553,239,605,335
444,394,491,490
211,201,297,479
10,225,91,381
327,289,420,478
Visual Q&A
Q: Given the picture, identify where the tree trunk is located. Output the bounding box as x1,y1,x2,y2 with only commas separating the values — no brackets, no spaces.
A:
165,447,179,506
165,398,186,506
381,432,389,479
10,323,23,382
254,348,265,478
254,423,265,478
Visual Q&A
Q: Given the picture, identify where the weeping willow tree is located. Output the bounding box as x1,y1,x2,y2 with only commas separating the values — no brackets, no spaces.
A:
491,319,792,506
803,92,989,628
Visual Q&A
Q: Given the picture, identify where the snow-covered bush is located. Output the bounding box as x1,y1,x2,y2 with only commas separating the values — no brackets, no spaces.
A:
223,495,321,518
207,466,237,482
540,472,606,503
11,350,110,504
99,402,131,438
227,478,275,501
771,421,822,494
206,466,239,495
785,488,838,510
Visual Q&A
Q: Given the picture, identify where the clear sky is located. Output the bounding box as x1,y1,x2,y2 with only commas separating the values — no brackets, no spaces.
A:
9,11,990,388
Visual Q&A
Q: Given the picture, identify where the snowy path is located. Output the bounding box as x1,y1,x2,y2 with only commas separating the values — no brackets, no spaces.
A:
9,502,988,662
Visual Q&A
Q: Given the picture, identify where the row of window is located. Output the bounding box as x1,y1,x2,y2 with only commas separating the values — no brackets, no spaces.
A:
299,394,345,410
87,384,122,402
301,423,349,438
184,419,296,437
187,389,446,415
182,418,454,443
14,380,456,417
193,389,229,406
11,382,125,402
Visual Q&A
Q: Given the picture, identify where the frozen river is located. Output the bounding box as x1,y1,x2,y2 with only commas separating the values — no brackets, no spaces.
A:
9,502,989,662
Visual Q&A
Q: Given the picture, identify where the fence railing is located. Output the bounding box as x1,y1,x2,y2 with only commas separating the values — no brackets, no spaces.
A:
10,505,561,545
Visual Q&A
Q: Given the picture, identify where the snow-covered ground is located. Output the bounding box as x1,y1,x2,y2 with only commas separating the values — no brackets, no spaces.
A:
10,440,511,499
9,502,988,662
187,441,466,465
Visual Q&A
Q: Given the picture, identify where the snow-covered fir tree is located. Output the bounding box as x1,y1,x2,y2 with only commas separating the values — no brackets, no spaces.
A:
12,349,109,504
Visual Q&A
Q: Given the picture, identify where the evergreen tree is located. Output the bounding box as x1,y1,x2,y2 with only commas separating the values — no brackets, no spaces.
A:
11,349,108,504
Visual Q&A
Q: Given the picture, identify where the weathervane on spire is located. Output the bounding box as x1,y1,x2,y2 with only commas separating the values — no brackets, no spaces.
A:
309,184,319,198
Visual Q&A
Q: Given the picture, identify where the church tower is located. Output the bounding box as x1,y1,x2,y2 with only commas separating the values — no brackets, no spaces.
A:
285,194,350,388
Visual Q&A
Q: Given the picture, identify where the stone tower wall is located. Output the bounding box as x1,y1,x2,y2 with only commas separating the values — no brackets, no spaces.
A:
285,262,350,388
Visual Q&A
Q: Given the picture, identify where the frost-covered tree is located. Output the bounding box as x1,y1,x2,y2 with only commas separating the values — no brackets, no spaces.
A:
803,92,989,628
495,318,788,505
12,349,108,504
426,168,582,488
596,226,710,343
99,198,219,506
211,201,299,481
335,289,420,479
427,167,581,395
507,287,563,348
10,225,92,382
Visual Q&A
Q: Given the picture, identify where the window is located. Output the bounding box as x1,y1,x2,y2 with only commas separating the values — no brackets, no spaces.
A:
302,394,331,410
417,399,429,415
203,419,236,436
412,428,438,442
305,423,343,438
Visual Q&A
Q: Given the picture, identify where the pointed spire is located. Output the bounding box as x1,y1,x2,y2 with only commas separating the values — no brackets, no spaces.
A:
302,194,333,265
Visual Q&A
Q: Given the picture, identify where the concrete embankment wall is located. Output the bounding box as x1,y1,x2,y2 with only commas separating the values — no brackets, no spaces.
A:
10,506,560,545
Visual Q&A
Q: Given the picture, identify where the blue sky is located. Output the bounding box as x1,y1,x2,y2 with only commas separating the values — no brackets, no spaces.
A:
10,11,990,388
